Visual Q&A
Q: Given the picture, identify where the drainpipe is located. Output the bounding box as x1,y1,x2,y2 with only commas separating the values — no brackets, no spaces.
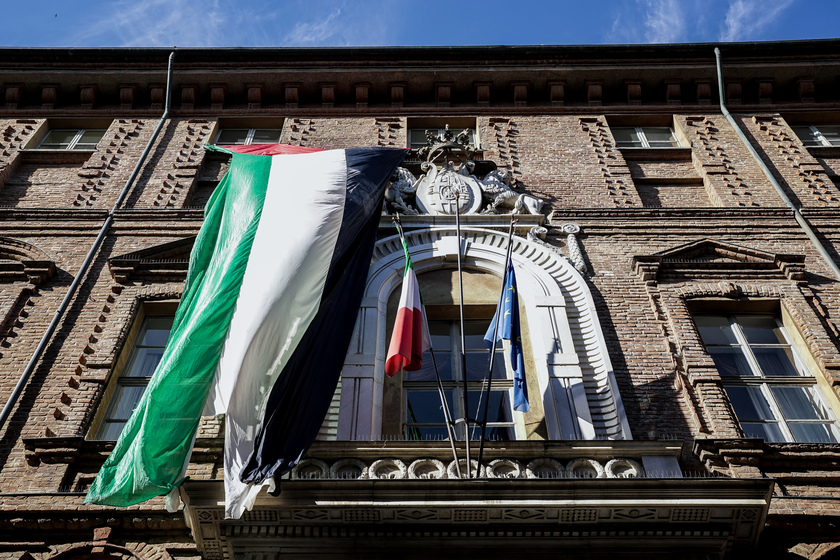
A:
714,47,840,280
0,51,177,434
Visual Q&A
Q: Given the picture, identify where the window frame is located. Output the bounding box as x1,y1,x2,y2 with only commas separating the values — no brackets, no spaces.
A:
214,127,283,146
695,312,840,443
402,317,515,441
791,124,840,147
36,128,106,150
611,126,681,148
88,303,176,441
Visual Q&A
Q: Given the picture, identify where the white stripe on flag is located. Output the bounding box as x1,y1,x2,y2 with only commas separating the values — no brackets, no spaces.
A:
210,150,348,518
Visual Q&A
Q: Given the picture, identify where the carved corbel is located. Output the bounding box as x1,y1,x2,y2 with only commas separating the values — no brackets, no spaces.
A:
561,224,587,275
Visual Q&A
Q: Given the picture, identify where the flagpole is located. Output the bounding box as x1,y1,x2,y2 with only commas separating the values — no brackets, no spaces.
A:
477,216,517,467
454,192,471,478
393,215,462,479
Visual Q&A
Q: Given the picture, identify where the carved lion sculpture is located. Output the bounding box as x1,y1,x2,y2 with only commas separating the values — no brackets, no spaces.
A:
385,167,421,215
476,168,544,215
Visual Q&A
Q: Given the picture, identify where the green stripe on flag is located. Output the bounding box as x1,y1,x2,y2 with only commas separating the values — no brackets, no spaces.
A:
85,151,272,506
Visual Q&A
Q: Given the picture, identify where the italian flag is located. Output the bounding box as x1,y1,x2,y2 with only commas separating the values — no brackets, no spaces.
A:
85,144,406,519
385,237,432,376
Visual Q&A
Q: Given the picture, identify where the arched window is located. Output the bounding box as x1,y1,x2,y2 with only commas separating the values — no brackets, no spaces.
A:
330,226,631,443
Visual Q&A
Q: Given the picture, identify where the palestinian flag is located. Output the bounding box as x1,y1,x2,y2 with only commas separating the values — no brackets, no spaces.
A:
85,144,406,519
384,237,432,376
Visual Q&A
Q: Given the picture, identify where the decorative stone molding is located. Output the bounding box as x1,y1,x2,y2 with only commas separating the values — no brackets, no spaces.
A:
119,84,137,109
390,82,405,107
108,236,193,283
75,119,145,207
625,80,642,105
368,458,407,479
353,225,632,442
695,79,712,105
605,458,643,478
548,81,565,105
631,238,806,284
5,83,24,109
408,458,446,479
291,458,329,479
579,116,636,207
753,114,840,207
386,123,542,216
486,458,522,478
182,475,772,560
285,455,657,480
375,117,402,147
682,116,756,207
319,83,335,107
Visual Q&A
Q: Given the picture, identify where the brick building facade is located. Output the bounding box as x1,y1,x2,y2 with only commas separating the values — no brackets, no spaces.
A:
0,41,839,559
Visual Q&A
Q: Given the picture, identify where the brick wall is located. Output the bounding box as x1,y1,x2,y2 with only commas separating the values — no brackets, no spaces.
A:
0,102,837,557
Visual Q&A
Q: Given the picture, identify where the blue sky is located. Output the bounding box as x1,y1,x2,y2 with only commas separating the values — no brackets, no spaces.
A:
3,0,838,48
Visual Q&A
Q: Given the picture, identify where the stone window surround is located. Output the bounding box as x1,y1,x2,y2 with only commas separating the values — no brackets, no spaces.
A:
669,288,840,440
336,224,632,442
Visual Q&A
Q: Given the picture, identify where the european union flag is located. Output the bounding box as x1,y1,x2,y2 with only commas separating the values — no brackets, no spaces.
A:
484,260,529,413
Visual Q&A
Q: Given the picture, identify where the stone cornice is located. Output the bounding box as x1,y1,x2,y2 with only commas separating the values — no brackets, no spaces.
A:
182,476,773,558
3,41,840,112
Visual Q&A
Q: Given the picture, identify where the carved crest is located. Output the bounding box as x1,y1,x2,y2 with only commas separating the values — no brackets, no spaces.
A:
415,161,483,215
385,125,544,217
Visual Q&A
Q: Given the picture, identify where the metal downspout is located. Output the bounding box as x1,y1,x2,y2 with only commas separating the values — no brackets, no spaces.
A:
0,51,177,433
714,47,840,280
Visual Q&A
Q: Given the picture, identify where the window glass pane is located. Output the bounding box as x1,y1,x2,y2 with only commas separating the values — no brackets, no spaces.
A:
738,316,785,344
468,389,512,424
216,129,250,145
643,127,679,147
725,386,775,421
140,316,174,346
709,347,754,376
754,347,800,377
611,127,641,147
409,129,429,148
464,320,494,349
405,389,455,424
740,421,785,442
789,422,837,443
75,129,105,149
97,421,126,441
695,316,738,345
108,385,147,420
40,129,79,148
124,347,165,377
250,129,282,143
464,351,507,380
405,351,452,381
792,126,821,146
772,386,828,420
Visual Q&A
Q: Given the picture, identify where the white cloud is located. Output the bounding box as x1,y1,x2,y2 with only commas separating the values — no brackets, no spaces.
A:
642,0,686,43
606,0,693,44
79,0,229,47
283,9,342,45
279,3,399,47
720,0,795,42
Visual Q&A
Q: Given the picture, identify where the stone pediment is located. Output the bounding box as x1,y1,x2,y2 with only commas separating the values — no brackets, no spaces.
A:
0,237,55,285
632,239,805,283
108,236,195,283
